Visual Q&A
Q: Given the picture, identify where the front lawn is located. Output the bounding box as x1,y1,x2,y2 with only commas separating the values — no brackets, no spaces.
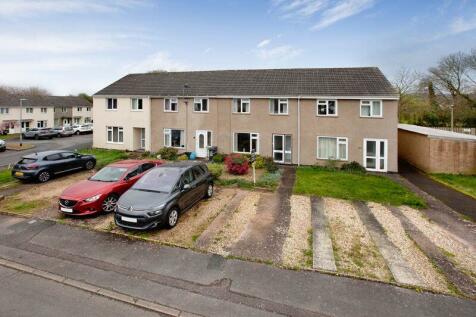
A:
0,133,19,141
78,148,129,169
294,167,426,208
0,168,17,187
430,174,476,199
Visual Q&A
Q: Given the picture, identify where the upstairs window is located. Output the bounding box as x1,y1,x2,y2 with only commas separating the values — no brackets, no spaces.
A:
232,98,250,113
164,98,178,112
269,99,288,115
26,107,33,113
86,107,91,111
40,107,47,113
107,98,118,110
77,107,82,112
317,100,337,116
131,98,143,111
194,98,208,112
360,100,382,117
0,107,9,114
61,107,67,112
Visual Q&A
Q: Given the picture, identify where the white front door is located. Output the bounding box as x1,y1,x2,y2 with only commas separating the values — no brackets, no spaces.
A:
140,128,146,149
195,130,211,158
363,139,387,172
273,134,292,163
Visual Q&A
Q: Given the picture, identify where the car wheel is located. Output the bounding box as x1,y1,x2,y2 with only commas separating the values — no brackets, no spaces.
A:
101,194,118,213
75,131,80,135
34,135,39,140
165,208,179,229
206,183,214,198
37,170,51,183
84,160,95,170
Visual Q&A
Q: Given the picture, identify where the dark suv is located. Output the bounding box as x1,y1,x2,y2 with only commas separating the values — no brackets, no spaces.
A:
12,150,96,182
115,161,213,230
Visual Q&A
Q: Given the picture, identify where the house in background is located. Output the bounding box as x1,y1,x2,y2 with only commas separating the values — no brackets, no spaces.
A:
0,94,92,133
92,67,399,172
398,124,476,174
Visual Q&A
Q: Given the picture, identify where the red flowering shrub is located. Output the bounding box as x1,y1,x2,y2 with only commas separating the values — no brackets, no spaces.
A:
224,154,249,175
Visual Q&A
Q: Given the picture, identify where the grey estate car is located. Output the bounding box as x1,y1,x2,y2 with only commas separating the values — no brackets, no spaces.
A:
115,161,213,230
23,128,56,140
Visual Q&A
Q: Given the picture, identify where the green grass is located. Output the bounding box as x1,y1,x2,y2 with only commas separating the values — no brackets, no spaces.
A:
0,168,17,186
294,167,426,208
78,148,129,170
215,171,282,190
430,173,476,199
0,133,19,140
2,198,50,215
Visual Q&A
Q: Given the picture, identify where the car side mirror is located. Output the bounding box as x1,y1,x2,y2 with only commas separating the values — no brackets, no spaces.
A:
182,183,191,191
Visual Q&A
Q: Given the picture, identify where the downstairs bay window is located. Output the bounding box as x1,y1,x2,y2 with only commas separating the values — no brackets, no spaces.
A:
233,132,259,153
317,136,348,161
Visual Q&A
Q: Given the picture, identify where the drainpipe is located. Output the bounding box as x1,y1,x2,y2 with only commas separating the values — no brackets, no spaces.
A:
297,96,301,166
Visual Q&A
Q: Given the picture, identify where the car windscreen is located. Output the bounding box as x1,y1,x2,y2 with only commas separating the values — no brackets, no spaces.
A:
90,166,128,182
18,158,37,164
132,167,180,193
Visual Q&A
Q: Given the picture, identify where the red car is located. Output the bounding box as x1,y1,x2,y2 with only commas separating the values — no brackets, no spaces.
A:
58,159,163,216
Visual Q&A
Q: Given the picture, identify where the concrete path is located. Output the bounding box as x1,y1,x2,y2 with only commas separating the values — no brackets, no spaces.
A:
390,206,476,298
353,202,422,286
230,166,295,264
310,197,337,272
398,161,476,221
1,214,475,317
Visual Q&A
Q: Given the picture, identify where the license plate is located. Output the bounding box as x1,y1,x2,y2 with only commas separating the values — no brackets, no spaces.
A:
121,216,137,223
61,207,73,213
15,172,24,177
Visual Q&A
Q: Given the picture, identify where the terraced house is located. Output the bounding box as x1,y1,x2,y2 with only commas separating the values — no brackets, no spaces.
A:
0,94,92,132
93,68,399,172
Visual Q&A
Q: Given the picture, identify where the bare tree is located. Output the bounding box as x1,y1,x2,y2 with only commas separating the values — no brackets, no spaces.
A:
428,52,475,107
0,85,50,96
393,67,420,95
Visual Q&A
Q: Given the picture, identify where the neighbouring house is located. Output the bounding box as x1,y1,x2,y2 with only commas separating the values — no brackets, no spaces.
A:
0,94,92,133
92,68,399,172
399,124,476,174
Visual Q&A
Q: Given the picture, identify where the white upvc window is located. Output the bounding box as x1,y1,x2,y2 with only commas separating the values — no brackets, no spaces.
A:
317,136,348,161
74,117,80,124
233,132,259,154
360,100,382,117
317,100,337,116
107,126,123,144
164,98,178,112
0,107,9,114
131,98,143,111
107,98,118,110
77,107,82,112
26,107,33,113
37,120,47,128
164,128,185,148
61,107,67,112
40,107,47,113
84,117,92,123
232,98,250,113
86,107,91,111
193,98,209,112
269,98,288,115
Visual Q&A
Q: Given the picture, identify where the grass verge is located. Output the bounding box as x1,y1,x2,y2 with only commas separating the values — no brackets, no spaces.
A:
0,168,18,187
430,173,476,199
0,133,19,140
216,171,281,190
78,148,129,170
1,197,50,215
294,167,426,208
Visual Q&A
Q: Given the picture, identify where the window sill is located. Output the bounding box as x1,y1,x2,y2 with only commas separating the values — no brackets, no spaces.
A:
316,115,338,117
131,109,144,112
359,116,383,119
316,158,348,162
106,142,124,145
232,112,251,115
269,113,289,116
193,111,209,113
164,110,178,113
232,151,259,155
106,109,118,111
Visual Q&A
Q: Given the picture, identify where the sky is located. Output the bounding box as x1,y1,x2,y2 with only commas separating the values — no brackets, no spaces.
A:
0,0,475,95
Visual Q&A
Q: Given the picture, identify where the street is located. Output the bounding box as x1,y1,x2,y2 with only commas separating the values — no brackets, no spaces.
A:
0,214,474,317
0,134,92,168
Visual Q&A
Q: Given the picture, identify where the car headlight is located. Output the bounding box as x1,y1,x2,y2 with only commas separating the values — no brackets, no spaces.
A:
84,194,101,202
147,203,166,216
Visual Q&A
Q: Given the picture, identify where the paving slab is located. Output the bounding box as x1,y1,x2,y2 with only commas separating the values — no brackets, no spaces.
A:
310,196,337,272
353,201,422,286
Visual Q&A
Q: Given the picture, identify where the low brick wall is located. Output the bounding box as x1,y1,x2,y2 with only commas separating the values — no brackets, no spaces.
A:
398,130,476,174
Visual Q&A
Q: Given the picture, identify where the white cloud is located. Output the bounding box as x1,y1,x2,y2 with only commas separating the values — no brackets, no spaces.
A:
311,0,375,30
255,45,302,60
123,52,189,73
257,39,272,48
450,14,476,34
273,0,328,18
0,0,149,17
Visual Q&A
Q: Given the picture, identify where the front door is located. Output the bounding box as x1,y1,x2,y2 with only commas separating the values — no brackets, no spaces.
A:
140,128,146,149
364,139,387,172
273,134,292,163
195,130,211,158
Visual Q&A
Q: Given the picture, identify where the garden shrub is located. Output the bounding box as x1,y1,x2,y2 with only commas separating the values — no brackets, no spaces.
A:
207,163,224,180
224,154,249,175
212,153,225,163
177,154,188,161
263,156,278,173
253,155,266,169
157,147,178,161
341,161,366,173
